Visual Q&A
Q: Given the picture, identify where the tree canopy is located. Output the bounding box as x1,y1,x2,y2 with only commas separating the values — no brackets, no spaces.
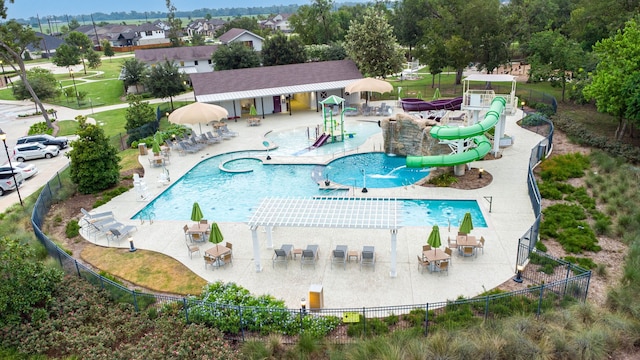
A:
121,58,148,93
344,7,404,78
212,42,261,71
143,60,186,110
12,67,60,102
68,116,121,194
262,33,307,66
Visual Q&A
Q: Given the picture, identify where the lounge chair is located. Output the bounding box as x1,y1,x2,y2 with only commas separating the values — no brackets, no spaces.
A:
417,255,430,273
272,244,292,269
331,245,347,270
81,208,114,221
301,244,319,269
360,246,375,271
178,141,198,154
206,131,222,143
216,128,233,140
220,124,238,137
106,225,137,244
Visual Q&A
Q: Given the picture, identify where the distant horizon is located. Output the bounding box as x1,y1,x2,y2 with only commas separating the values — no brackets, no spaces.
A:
5,0,370,21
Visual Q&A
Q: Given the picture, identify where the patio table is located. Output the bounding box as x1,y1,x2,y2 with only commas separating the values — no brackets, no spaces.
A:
422,249,450,272
457,235,477,256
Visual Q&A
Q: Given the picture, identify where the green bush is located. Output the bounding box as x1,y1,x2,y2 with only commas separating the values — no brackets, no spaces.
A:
529,251,560,274
403,308,427,328
539,153,590,181
347,316,389,337
65,219,80,238
27,122,54,135
564,256,597,270
427,172,458,187
93,186,130,208
520,113,550,127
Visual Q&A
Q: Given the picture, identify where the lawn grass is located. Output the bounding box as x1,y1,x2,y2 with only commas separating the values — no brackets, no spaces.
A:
81,245,207,295
56,120,79,136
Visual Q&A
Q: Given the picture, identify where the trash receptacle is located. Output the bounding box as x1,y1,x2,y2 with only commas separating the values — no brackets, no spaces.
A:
138,143,147,155
308,284,323,310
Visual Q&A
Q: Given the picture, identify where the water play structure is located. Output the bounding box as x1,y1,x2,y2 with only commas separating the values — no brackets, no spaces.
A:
314,95,357,148
400,97,464,112
406,96,507,171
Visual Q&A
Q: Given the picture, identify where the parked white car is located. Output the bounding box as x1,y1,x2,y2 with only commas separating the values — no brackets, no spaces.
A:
0,171,24,196
0,162,39,179
13,143,59,162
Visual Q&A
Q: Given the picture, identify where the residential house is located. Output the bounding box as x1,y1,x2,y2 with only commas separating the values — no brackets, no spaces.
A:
259,14,292,33
186,18,226,38
25,32,64,59
135,23,170,46
190,59,363,118
135,45,218,74
218,28,264,51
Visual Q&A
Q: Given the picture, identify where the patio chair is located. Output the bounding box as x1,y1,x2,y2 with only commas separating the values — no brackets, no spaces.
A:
187,241,200,259
204,254,216,269
376,103,387,116
447,236,458,250
183,224,190,241
331,245,347,270
200,219,208,225
444,247,453,267
219,252,233,268
462,246,475,258
417,255,430,273
190,232,205,243
360,246,375,271
272,248,290,269
477,237,485,254
422,244,431,252
225,242,233,255
301,244,319,269
438,260,449,275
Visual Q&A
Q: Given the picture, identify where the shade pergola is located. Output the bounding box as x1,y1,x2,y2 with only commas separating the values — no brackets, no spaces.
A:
248,197,402,277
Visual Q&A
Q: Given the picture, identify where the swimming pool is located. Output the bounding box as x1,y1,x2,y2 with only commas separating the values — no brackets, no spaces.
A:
132,152,487,227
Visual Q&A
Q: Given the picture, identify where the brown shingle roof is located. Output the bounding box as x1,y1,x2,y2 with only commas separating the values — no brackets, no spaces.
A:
191,60,362,97
135,45,219,63
218,28,264,43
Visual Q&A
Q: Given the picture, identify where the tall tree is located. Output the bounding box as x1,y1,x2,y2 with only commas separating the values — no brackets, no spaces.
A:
68,18,80,31
214,17,260,38
12,67,60,102
526,30,584,101
344,7,404,78
102,40,114,60
51,43,80,69
143,60,185,110
166,0,183,47
124,94,158,144
289,0,340,45
85,49,102,69
65,31,93,74
584,17,640,140
121,58,148,94
68,116,121,194
211,42,261,70
0,0,11,19
0,20,53,127
391,0,431,60
262,32,307,66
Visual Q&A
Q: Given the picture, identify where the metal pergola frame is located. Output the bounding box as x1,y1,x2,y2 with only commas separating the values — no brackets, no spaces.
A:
248,197,402,276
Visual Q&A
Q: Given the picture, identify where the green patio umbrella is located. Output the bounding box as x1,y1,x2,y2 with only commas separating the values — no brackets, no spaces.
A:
427,225,442,254
459,212,474,234
209,222,224,245
191,202,204,222
249,104,258,117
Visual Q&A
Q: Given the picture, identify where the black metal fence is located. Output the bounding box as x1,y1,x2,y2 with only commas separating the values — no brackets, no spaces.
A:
30,105,591,343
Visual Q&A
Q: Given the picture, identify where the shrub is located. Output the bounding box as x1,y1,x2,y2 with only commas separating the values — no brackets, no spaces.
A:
427,172,458,187
65,219,80,238
28,122,54,135
520,113,549,127
539,153,590,181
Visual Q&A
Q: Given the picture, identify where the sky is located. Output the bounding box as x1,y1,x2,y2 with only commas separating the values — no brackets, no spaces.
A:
5,0,344,20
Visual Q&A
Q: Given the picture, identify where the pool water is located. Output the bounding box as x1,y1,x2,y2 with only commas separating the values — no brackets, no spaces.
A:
268,121,381,156
132,152,486,227
325,153,430,188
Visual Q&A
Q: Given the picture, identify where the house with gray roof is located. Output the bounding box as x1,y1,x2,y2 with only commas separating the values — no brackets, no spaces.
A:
135,45,218,74
190,59,363,118
218,28,264,51
25,32,64,59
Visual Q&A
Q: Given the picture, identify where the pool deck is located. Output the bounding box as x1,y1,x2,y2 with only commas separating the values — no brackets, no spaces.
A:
89,103,544,309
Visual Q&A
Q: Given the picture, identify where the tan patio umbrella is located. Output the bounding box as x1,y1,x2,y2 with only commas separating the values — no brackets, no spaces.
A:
345,77,394,94
345,78,393,105
168,102,228,133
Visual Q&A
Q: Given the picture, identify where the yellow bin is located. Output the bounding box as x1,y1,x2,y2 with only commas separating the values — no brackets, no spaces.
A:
308,284,324,310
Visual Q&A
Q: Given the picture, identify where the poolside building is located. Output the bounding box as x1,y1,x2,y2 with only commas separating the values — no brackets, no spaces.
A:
189,60,364,120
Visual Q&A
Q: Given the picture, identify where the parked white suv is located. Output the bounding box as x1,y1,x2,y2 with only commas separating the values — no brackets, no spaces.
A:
0,171,24,196
13,143,60,161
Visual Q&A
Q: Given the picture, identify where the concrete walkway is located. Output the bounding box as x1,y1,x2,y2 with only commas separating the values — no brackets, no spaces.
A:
85,105,542,309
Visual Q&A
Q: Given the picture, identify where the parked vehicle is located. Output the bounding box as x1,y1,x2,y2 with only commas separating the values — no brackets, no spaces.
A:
0,171,24,196
16,134,68,149
0,162,39,179
13,143,59,161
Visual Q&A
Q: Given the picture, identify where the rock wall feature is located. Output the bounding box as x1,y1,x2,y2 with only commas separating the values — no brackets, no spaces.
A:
380,114,450,157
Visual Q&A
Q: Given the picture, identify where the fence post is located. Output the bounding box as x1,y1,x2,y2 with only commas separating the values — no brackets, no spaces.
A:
583,272,592,302
362,307,366,338
536,284,545,317
563,263,571,298
74,258,81,277
99,275,104,289
484,296,490,320
183,298,189,323
424,304,429,336
132,290,139,312
239,306,245,342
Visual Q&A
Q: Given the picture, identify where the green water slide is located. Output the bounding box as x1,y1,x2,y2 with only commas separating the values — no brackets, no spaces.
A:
406,97,506,168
